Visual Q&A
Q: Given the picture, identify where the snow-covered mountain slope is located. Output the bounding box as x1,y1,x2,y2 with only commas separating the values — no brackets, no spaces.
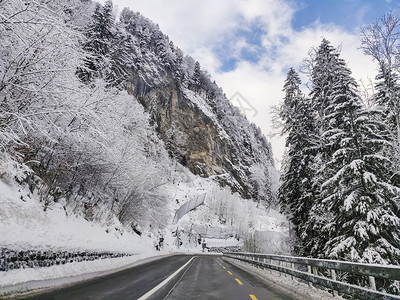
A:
82,3,279,201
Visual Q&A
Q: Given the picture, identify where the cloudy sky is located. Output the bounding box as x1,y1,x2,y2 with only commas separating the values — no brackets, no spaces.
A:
102,0,400,168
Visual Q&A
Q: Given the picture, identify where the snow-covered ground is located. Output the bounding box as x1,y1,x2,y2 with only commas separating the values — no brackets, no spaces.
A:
0,180,154,254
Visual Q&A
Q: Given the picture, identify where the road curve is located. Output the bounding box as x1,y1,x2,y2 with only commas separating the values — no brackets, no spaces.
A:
20,254,296,300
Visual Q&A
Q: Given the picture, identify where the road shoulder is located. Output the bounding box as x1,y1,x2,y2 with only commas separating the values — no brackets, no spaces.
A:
222,256,341,300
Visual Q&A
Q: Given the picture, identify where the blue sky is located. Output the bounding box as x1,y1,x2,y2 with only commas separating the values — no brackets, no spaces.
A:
214,0,400,72
105,0,399,166
213,23,265,72
293,0,398,30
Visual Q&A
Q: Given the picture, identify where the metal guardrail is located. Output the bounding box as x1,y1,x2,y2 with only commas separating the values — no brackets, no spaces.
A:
224,252,400,299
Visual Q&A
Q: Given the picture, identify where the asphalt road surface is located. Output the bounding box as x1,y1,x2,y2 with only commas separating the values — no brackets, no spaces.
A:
22,255,296,300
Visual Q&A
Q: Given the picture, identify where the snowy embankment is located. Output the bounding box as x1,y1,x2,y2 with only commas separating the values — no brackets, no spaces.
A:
0,179,163,294
0,180,154,254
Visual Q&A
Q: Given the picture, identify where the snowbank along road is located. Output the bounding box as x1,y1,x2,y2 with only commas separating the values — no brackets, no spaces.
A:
19,254,295,299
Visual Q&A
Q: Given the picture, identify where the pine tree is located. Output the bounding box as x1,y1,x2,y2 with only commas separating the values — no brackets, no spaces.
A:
375,66,400,133
77,1,131,87
304,39,352,256
155,31,171,70
313,46,400,265
310,39,342,131
77,1,115,82
174,48,186,87
192,61,202,92
106,27,133,87
374,66,400,180
293,39,400,265
278,68,318,254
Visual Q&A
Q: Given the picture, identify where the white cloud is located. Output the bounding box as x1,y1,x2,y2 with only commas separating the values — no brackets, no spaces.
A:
109,0,241,53
105,0,378,168
215,21,377,167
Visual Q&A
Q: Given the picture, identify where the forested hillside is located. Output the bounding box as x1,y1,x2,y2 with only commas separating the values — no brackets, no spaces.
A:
103,4,276,201
278,22,400,291
0,0,277,240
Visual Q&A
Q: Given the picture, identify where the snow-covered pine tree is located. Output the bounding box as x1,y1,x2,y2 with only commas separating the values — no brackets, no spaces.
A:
361,12,400,191
374,66,400,183
310,39,342,131
314,46,400,267
192,61,202,92
278,68,318,254
78,0,131,87
174,47,187,88
155,31,172,71
303,39,350,257
77,1,115,82
375,66,400,122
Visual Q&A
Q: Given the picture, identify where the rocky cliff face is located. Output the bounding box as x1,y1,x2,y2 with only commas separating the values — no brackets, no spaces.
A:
131,84,226,176
128,76,274,200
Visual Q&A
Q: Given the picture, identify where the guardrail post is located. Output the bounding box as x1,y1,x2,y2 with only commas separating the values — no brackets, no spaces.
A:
278,260,281,277
312,266,318,276
287,262,290,278
284,262,287,278
269,258,272,273
331,269,337,296
307,265,313,287
291,263,294,280
368,276,376,291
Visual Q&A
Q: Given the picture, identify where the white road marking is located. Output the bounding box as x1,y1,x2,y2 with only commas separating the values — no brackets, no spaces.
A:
162,256,197,299
138,256,196,300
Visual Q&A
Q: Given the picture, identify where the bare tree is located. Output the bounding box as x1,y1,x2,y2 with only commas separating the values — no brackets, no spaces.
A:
360,12,400,73
361,12,400,179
